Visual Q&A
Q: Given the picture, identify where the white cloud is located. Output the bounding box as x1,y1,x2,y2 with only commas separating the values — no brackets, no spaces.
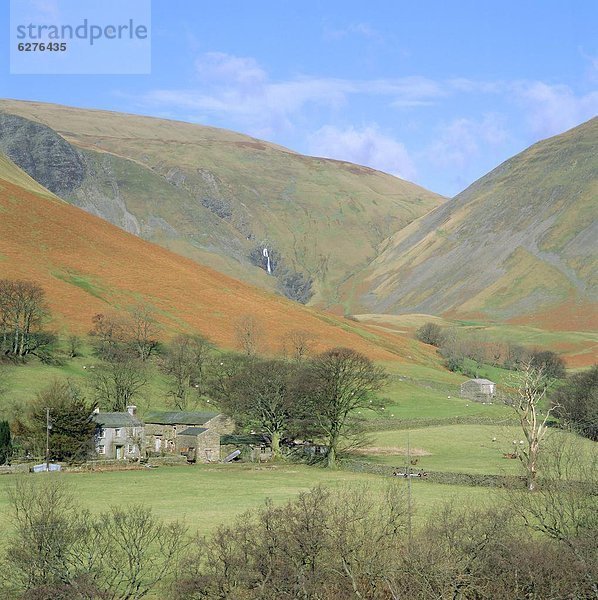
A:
579,48,598,83
514,81,598,138
324,22,384,42
425,114,508,170
142,53,444,138
195,52,267,87
308,125,417,180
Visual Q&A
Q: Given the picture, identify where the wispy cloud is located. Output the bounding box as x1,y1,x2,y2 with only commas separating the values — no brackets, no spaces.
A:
141,53,444,138
513,81,598,138
425,114,508,170
195,52,267,87
579,47,598,83
308,125,417,180
323,22,385,43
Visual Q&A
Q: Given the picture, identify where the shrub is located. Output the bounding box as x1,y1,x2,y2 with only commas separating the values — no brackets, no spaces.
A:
415,322,445,346
552,365,598,440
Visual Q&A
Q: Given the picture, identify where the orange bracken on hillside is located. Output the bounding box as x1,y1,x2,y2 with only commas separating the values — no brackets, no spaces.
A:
0,168,420,363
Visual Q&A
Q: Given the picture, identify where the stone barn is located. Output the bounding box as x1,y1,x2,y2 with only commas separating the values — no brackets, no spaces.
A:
460,378,496,402
220,433,272,462
176,427,221,463
144,411,234,459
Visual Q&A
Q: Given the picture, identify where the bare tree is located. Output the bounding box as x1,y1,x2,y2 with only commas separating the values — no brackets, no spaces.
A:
511,435,598,594
92,350,147,412
0,279,48,357
89,312,127,358
281,329,317,362
504,360,560,491
161,334,213,409
489,342,504,366
465,332,488,377
552,364,598,440
515,435,597,538
302,348,388,468
3,477,97,596
2,477,187,600
67,334,83,359
234,314,263,357
126,304,161,362
438,327,466,372
504,342,529,370
415,322,445,347
217,358,299,457
176,484,406,600
207,352,251,405
97,505,187,600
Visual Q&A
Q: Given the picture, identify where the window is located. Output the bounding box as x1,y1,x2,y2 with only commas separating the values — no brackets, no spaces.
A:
114,428,122,437
98,445,106,455
98,428,105,439
127,444,135,454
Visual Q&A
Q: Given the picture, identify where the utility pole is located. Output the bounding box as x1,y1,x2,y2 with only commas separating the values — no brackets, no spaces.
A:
406,429,412,551
45,407,50,471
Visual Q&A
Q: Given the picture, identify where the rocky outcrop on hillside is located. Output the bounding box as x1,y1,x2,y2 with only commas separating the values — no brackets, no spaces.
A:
0,113,85,196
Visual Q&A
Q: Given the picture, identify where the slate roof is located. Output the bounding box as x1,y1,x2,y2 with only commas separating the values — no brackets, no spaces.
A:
92,412,143,428
144,411,218,425
221,433,269,446
178,427,208,436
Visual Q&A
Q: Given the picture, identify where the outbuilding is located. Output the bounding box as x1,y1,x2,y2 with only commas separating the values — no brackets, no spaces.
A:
144,411,234,458
460,378,496,402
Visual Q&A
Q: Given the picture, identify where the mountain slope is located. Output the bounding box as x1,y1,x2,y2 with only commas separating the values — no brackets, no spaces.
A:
0,99,443,308
343,118,598,329
0,151,435,362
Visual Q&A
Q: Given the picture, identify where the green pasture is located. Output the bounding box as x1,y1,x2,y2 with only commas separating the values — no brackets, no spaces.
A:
361,425,594,475
0,463,494,535
365,375,511,421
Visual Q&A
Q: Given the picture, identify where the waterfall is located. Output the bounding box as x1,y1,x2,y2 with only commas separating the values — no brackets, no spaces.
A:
262,247,272,274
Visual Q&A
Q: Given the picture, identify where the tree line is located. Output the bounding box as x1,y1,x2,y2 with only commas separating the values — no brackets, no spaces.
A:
415,321,566,378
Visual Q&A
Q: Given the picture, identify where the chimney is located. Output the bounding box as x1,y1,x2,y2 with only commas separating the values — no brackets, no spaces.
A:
127,405,137,417
93,406,100,414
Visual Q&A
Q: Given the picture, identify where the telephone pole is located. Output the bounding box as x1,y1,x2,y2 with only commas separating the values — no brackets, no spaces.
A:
45,407,50,471
406,429,412,550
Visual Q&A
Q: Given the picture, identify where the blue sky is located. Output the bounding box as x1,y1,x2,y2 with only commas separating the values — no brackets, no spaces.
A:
1,0,597,196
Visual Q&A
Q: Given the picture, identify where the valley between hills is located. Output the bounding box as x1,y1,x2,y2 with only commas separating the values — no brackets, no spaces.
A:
0,99,595,599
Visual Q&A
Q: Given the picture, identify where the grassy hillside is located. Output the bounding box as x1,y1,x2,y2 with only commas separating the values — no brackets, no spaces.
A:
0,153,56,198
354,313,598,368
0,99,443,307
0,150,436,363
344,118,598,328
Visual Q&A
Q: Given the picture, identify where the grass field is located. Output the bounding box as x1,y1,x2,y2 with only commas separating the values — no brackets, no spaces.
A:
359,425,593,475
0,464,495,535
